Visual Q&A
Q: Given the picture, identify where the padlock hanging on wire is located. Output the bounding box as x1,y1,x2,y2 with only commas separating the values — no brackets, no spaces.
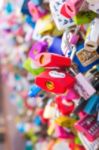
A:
69,68,96,100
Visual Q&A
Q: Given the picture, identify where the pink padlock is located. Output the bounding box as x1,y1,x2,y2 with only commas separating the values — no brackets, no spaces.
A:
28,1,47,21
65,88,80,100
65,0,84,18
69,32,80,45
56,125,74,139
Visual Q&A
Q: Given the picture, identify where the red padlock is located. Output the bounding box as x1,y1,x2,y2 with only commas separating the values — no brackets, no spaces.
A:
60,3,71,19
35,52,71,68
61,0,84,18
55,96,75,115
35,70,76,94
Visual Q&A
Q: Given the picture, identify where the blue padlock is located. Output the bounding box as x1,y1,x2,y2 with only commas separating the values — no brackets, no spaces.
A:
26,16,36,28
5,2,13,13
73,43,99,73
34,116,42,126
16,123,25,133
48,37,64,55
84,94,99,115
31,0,42,6
28,84,41,97
21,0,31,16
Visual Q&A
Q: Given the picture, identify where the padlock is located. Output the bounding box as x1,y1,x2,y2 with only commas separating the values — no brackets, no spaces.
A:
73,43,99,73
73,98,87,115
87,1,99,14
65,88,80,100
48,37,64,55
84,18,99,52
35,69,76,94
73,11,97,25
25,16,36,29
70,68,96,100
5,2,13,14
43,104,57,119
35,52,71,68
56,125,74,139
55,116,76,129
61,0,84,18
28,84,41,97
29,41,48,60
21,0,31,16
60,2,71,19
84,94,99,115
69,32,80,45
69,138,85,150
75,114,99,141
47,120,55,136
31,0,43,6
23,58,45,76
34,116,42,126
55,96,75,115
28,1,47,21
34,14,55,35
49,0,75,30
78,132,99,150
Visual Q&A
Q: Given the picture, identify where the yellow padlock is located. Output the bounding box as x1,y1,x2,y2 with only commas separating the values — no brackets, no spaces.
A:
55,116,76,129
35,14,54,35
47,120,55,136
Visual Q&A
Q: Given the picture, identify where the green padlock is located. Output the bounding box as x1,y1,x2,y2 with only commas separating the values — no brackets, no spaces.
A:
23,58,45,76
73,11,97,25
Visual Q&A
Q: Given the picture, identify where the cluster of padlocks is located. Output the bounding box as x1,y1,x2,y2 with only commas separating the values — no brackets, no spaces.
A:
0,0,99,149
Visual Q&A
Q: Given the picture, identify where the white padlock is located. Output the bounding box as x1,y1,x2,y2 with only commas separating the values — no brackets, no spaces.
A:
49,0,75,30
84,18,99,52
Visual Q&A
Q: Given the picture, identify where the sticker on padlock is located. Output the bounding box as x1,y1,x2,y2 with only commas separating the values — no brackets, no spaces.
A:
73,11,97,25
23,58,45,75
84,18,99,52
70,68,96,100
35,70,76,94
75,114,99,141
29,41,48,60
35,52,71,68
49,0,75,30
